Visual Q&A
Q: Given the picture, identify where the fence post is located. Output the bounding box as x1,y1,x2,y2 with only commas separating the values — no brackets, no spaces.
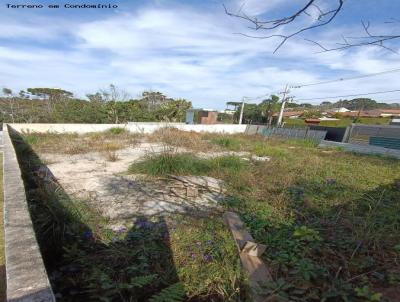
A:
343,124,354,143
342,125,350,143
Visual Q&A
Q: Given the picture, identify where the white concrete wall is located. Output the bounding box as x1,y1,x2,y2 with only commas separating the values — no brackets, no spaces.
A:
9,123,248,134
3,126,55,301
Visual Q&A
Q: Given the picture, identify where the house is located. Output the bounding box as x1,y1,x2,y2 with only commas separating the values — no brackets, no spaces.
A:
330,107,351,113
319,117,340,121
272,111,304,119
332,111,375,118
186,108,218,124
367,109,400,117
390,118,400,125
305,119,321,125
220,109,236,115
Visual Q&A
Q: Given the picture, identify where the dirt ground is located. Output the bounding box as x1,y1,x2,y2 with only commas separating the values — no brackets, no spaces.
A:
38,142,228,229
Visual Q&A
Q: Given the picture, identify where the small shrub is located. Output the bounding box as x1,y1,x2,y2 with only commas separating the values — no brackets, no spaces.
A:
103,150,119,162
130,153,210,176
66,143,89,155
104,127,127,135
149,128,210,151
210,137,241,150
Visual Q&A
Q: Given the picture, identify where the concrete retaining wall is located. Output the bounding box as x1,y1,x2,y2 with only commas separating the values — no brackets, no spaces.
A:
319,140,400,159
9,123,248,134
3,126,55,301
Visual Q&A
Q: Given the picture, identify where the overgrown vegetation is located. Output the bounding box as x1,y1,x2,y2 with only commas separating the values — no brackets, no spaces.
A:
16,129,400,301
13,131,243,301
130,153,248,176
0,86,191,124
22,128,140,161
132,130,400,301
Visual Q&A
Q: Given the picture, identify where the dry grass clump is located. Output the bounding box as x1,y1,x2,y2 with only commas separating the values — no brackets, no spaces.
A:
22,128,140,155
101,143,121,162
148,127,212,152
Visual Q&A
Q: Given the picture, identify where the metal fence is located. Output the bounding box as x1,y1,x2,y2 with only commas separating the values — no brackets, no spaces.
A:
245,125,327,142
347,124,400,146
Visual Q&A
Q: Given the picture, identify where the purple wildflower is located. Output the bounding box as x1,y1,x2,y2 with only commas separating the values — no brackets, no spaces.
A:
116,226,127,234
191,253,196,259
83,230,92,239
203,254,213,262
162,232,169,241
135,218,152,229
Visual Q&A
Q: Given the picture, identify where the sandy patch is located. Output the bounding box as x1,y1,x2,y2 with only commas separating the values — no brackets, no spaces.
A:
38,142,225,227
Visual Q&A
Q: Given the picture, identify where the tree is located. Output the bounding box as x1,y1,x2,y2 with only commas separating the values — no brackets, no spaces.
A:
152,99,192,122
335,98,378,111
259,95,280,125
27,88,73,100
86,92,104,103
2,87,15,122
2,88,12,97
100,84,130,124
141,91,172,110
301,110,322,118
225,1,399,53
27,87,74,115
300,103,314,108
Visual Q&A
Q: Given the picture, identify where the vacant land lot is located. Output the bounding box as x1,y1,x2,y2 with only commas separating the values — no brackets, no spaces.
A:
14,128,400,301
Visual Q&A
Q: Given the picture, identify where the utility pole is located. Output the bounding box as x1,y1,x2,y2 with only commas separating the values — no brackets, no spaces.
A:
277,84,289,127
239,97,245,125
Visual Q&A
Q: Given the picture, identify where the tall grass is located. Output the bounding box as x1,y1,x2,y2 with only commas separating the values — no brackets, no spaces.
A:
22,130,139,155
210,136,241,150
129,153,247,176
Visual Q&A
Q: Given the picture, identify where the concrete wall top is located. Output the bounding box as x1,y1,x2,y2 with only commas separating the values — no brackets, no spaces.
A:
3,126,55,301
9,123,248,134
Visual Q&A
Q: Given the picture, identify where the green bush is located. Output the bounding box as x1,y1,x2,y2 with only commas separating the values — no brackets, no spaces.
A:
104,127,127,135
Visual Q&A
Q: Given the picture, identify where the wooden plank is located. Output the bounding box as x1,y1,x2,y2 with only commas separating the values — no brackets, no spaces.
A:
223,211,254,250
223,212,272,302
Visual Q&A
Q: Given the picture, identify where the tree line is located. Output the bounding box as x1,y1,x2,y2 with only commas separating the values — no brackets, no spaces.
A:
226,97,400,125
1,86,398,125
0,85,192,124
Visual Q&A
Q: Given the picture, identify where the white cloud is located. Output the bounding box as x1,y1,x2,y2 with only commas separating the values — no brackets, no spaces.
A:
0,3,400,108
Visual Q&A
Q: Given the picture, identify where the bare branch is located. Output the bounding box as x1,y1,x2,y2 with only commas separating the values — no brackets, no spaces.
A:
306,20,400,53
224,0,344,53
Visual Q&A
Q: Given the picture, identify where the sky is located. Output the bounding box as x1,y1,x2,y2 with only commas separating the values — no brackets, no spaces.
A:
1,0,400,109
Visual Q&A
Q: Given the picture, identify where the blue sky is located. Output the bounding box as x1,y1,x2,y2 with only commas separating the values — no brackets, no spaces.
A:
1,0,400,109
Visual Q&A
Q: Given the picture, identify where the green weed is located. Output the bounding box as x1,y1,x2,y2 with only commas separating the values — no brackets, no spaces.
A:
210,136,241,150
104,127,128,135
129,153,247,176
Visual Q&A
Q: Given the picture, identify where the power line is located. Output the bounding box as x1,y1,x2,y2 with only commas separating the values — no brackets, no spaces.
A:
243,93,270,101
290,68,400,89
295,89,400,102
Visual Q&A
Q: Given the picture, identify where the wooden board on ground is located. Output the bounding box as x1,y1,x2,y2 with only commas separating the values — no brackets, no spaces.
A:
223,211,272,302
